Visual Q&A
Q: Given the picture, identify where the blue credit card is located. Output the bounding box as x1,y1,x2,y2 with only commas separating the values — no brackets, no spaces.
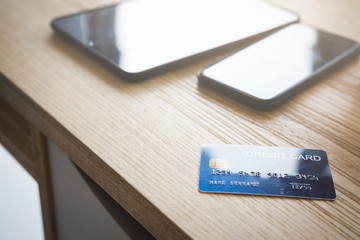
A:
199,144,336,200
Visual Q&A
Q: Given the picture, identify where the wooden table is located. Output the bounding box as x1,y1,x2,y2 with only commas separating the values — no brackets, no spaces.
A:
1,0,359,239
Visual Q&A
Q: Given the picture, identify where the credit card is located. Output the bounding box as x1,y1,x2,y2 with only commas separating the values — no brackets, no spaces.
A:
199,144,336,200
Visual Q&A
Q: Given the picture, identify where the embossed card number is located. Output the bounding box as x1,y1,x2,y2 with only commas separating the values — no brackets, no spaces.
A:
199,144,336,200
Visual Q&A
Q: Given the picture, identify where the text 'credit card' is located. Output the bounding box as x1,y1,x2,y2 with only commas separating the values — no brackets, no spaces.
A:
199,144,336,200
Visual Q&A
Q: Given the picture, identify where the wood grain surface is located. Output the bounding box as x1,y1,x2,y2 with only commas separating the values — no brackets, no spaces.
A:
0,95,39,179
1,0,359,239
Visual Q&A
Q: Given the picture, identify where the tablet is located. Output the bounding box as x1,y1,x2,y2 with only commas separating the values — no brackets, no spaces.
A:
51,0,298,80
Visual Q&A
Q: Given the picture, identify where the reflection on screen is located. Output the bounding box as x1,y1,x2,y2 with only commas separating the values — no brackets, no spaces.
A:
53,0,298,74
203,24,357,100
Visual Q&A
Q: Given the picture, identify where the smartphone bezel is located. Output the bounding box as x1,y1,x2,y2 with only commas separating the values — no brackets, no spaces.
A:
198,25,360,110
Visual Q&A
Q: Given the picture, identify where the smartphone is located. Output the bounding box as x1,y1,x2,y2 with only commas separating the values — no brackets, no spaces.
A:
198,24,360,109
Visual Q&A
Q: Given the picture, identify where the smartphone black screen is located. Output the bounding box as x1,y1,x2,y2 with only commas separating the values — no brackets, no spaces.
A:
199,24,360,109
